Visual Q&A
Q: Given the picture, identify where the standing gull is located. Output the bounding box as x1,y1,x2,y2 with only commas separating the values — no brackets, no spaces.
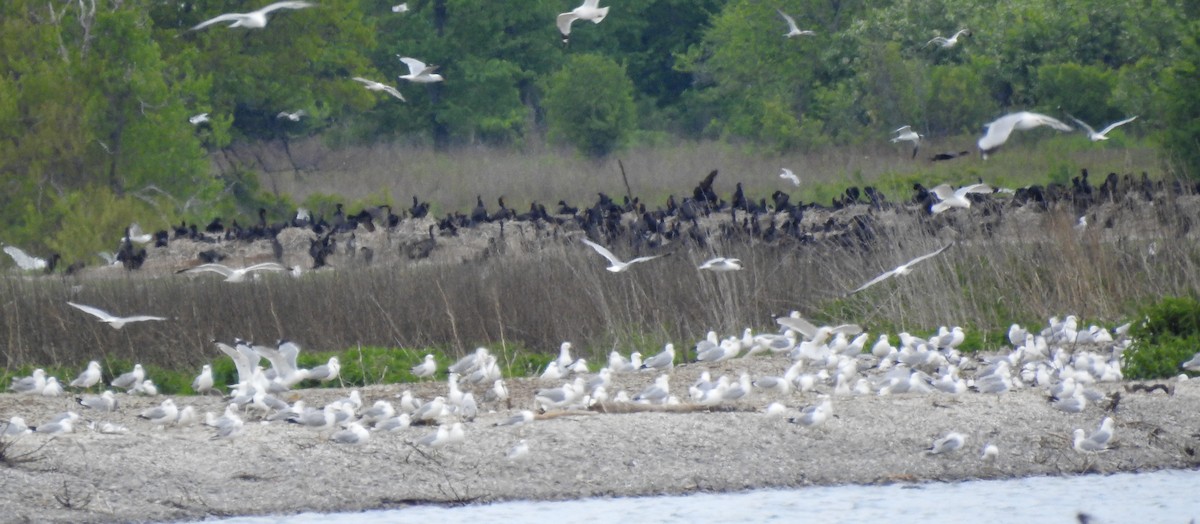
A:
926,432,967,455
411,354,438,379
847,243,953,295
580,238,663,273
67,302,167,329
557,0,609,44
69,361,102,389
189,1,314,31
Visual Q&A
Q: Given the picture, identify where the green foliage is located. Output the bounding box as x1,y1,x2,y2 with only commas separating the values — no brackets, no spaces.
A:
543,54,637,157
1034,63,1116,125
1125,296,1200,379
1157,22,1200,177
926,64,994,136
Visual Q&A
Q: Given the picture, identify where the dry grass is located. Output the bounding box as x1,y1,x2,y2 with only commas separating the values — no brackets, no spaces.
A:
234,136,1161,214
2,180,1197,374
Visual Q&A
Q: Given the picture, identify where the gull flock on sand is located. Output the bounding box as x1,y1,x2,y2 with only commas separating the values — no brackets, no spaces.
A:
0,2,1186,519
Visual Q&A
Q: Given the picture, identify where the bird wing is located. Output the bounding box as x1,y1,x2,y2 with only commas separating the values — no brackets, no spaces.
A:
977,113,1021,152
1097,116,1137,136
893,125,912,134
178,263,234,277
903,243,954,268
257,1,315,15
1024,112,1073,132
119,315,168,323
381,85,406,101
581,238,624,265
244,262,288,273
924,36,948,48
777,9,799,33
582,0,602,8
352,77,379,87
929,184,956,201
3,246,45,270
191,13,249,30
954,183,992,197
67,302,115,322
398,57,426,75
1065,114,1097,136
775,316,819,339
556,12,578,36
848,269,899,295
626,255,663,266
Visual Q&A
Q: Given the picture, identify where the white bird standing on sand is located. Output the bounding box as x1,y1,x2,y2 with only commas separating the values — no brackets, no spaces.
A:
1066,114,1138,142
331,422,371,445
981,443,999,462
139,399,179,426
41,377,63,397
70,361,102,389
10,369,47,395
580,238,664,273
76,390,118,412
779,168,800,187
306,357,340,383
789,395,832,427
926,432,967,455
557,0,609,44
847,243,954,295
353,77,407,101
698,257,743,272
924,29,971,49
411,354,437,379
189,113,210,125
777,9,815,38
2,245,49,270
111,364,145,390
276,110,306,121
176,262,289,283
193,365,215,394
189,1,314,31
1182,351,1200,372
67,302,167,329
977,111,1072,158
891,125,922,159
929,183,993,214
397,57,444,83
640,344,675,372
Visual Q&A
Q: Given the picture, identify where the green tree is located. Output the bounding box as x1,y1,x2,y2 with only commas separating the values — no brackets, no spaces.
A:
1158,22,1200,177
1034,63,1117,126
543,54,637,157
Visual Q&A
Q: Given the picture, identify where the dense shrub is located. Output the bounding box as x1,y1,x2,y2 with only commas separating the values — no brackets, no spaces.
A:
1124,296,1200,379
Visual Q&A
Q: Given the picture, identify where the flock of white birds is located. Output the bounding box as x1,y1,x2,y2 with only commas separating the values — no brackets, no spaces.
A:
5,307,1197,464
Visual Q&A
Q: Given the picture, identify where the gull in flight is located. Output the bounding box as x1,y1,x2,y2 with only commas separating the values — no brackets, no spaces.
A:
1066,114,1137,142
698,257,743,272
779,168,800,186
176,262,289,282
847,243,953,295
924,29,971,49
891,125,922,159
580,238,664,272
397,57,444,83
276,110,306,121
353,77,406,101
977,111,1072,158
926,432,967,455
189,113,210,125
929,183,992,214
67,302,167,329
3,245,49,271
392,3,408,13
557,0,609,45
190,1,314,31
777,9,815,38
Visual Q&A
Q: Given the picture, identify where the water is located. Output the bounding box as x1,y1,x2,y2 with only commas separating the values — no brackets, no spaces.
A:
209,469,1199,523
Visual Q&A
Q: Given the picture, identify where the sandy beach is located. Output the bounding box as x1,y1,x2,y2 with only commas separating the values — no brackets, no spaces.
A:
1,352,1198,524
